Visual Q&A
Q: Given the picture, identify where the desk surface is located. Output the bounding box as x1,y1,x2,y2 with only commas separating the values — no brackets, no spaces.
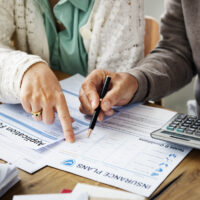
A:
1,70,200,200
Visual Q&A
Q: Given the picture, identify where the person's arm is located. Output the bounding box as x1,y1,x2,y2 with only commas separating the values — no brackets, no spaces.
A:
79,0,196,120
0,1,74,142
129,0,196,103
0,0,45,103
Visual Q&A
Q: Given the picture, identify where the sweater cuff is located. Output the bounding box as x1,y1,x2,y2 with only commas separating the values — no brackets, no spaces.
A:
128,69,149,103
13,56,47,103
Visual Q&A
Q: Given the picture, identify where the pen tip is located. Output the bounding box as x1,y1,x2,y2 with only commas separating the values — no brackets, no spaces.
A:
88,129,92,138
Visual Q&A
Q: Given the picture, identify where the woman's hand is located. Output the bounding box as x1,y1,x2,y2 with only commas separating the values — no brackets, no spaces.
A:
79,69,139,121
20,62,74,143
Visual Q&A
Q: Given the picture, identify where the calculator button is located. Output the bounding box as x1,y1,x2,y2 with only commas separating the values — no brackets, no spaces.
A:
191,125,198,129
188,117,196,121
194,122,200,126
177,114,186,119
176,128,184,132
179,126,186,130
175,119,182,122
186,130,193,135
167,126,175,131
172,121,180,125
182,123,189,127
169,123,177,127
195,131,200,137
187,128,195,132
185,120,192,124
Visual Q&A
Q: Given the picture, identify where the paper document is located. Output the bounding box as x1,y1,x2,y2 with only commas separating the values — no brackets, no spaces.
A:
73,183,144,200
0,90,88,150
0,75,88,173
0,163,20,198
48,105,191,197
0,135,52,173
0,74,192,197
13,192,88,200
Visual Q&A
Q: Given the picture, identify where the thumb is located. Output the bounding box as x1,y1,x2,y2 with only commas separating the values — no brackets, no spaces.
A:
101,87,123,111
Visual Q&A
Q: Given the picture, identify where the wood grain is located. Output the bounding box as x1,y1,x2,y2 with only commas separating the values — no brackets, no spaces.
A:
157,168,200,200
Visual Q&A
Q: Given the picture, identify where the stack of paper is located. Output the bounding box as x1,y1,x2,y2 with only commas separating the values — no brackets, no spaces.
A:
0,74,192,197
0,163,20,198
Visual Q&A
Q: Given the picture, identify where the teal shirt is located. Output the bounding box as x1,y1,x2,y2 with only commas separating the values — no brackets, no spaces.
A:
37,0,94,76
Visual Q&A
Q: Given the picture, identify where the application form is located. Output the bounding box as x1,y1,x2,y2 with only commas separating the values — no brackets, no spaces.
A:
0,74,192,196
0,90,88,150
0,74,88,172
48,105,191,197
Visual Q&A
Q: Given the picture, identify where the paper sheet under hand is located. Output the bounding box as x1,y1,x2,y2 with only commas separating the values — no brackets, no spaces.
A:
48,105,191,197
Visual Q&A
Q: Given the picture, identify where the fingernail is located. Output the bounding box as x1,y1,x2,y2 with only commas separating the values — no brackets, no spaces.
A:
67,135,74,143
102,101,110,111
97,116,103,122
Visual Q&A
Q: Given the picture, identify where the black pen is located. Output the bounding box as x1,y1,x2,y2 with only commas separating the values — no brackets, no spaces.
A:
88,76,111,137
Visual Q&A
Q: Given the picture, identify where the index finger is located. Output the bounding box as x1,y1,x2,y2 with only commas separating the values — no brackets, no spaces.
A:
56,93,74,143
82,69,108,109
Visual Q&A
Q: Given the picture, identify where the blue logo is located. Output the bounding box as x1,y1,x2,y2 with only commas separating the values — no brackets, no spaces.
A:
62,159,75,167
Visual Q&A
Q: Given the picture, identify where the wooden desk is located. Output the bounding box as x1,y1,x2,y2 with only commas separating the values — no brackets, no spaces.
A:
1,71,200,200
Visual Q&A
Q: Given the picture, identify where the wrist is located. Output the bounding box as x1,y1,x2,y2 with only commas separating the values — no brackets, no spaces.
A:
127,70,148,103
20,62,50,88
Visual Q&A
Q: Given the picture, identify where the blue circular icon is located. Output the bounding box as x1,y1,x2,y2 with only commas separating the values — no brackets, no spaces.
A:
62,159,75,166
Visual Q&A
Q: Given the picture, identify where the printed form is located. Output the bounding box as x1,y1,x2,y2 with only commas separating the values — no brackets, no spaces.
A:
0,75,89,172
48,104,191,197
0,74,192,196
0,91,88,150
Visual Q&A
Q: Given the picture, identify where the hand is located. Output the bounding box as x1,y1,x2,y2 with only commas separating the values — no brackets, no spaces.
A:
79,69,138,121
20,62,74,143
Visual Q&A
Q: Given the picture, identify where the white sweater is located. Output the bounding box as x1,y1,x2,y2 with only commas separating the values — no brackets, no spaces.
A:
0,0,144,103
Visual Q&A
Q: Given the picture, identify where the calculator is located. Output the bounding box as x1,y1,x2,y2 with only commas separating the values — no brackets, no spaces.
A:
151,113,200,149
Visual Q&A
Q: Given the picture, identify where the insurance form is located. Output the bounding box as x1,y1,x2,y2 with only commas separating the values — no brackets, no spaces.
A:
48,104,191,197
0,74,191,196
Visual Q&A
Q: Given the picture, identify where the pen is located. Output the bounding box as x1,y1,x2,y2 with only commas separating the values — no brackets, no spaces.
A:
88,76,111,137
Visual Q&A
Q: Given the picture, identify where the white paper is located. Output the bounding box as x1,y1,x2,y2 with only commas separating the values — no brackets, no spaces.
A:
0,74,192,197
73,183,144,200
60,74,85,95
0,102,87,150
13,192,88,200
0,163,20,198
0,135,50,173
0,74,87,172
48,105,191,197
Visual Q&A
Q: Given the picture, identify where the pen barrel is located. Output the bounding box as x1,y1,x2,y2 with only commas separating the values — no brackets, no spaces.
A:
89,105,101,130
89,76,111,131
99,76,111,98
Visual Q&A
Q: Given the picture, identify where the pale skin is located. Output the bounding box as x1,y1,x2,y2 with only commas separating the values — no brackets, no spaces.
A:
19,1,137,143
79,69,139,121
20,62,74,143
20,0,74,143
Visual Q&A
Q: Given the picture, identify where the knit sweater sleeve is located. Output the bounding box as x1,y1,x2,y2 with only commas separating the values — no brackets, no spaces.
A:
80,0,145,74
0,0,46,104
128,0,196,103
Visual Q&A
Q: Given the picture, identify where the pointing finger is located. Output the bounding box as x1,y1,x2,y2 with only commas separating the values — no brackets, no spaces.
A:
56,93,74,143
